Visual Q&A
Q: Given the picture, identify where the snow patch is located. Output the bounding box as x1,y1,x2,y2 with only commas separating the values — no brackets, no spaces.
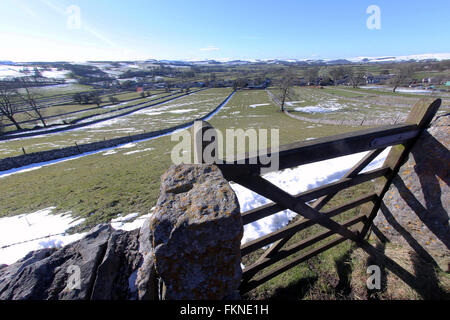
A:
123,147,154,155
168,108,197,114
119,143,136,149
285,100,305,107
294,101,346,113
103,150,117,156
1,207,158,265
249,103,270,108
234,148,390,244
110,211,154,232
0,207,86,265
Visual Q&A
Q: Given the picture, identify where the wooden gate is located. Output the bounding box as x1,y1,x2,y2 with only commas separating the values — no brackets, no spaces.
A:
195,97,441,294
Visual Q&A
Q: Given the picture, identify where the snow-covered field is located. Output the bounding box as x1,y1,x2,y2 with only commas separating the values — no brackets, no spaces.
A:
0,65,71,80
360,85,442,94
293,100,346,114
0,148,389,265
40,68,70,79
0,208,154,265
0,65,25,79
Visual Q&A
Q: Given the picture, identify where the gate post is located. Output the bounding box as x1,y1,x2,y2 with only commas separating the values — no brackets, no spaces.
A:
150,164,243,299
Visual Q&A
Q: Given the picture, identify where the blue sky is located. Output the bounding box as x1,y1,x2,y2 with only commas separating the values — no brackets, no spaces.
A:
1,0,449,62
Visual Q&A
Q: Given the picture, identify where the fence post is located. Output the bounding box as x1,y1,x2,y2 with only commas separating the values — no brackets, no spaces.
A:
358,98,442,239
74,142,81,154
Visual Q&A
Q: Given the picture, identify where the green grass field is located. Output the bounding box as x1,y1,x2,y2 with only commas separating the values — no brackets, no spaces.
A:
28,83,94,97
270,86,449,126
0,89,225,157
2,86,447,226
1,85,448,299
2,86,448,221
1,89,169,132
0,89,359,229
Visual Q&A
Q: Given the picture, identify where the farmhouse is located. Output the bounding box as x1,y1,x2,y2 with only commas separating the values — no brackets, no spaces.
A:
365,73,391,84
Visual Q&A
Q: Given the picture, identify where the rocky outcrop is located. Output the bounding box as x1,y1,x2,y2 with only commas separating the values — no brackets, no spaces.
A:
90,228,142,299
150,164,243,300
135,218,158,300
0,224,154,300
373,114,450,271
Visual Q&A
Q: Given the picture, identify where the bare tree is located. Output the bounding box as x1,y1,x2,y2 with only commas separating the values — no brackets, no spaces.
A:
15,77,47,127
329,66,346,86
391,64,414,92
277,68,296,112
109,95,119,104
0,85,22,130
304,67,319,85
88,91,103,107
165,81,172,93
180,71,190,92
232,80,238,91
73,92,83,104
234,78,248,90
92,95,102,107
347,69,365,88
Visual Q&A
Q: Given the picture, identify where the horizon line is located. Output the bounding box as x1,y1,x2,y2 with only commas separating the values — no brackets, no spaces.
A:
1,52,450,64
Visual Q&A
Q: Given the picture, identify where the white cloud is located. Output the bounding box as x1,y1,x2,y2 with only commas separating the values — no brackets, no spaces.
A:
200,46,220,52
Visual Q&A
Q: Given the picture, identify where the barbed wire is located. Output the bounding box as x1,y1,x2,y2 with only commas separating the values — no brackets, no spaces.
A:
110,216,150,224
1,232,66,250
0,216,152,250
